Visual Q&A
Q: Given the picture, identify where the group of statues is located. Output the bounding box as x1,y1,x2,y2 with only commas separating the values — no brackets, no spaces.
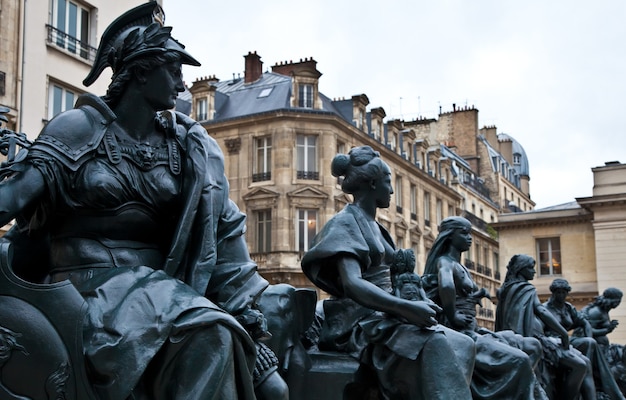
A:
0,3,625,400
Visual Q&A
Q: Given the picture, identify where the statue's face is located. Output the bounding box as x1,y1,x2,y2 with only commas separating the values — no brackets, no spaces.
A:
551,288,568,303
373,163,393,209
520,262,536,281
610,297,622,309
140,59,184,110
450,228,472,253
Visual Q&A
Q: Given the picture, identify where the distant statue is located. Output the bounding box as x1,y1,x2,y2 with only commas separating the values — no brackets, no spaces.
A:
301,146,476,399
545,279,625,399
423,216,544,400
0,3,280,399
575,288,624,352
389,248,432,303
496,255,596,400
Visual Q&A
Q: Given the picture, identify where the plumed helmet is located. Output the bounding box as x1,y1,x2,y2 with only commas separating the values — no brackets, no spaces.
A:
83,1,200,86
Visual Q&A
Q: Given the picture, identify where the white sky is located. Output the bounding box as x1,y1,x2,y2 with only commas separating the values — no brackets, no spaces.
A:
165,1,626,209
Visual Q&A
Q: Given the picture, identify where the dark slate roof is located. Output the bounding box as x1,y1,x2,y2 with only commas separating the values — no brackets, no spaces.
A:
534,201,581,212
196,72,347,123
498,132,530,177
212,73,292,120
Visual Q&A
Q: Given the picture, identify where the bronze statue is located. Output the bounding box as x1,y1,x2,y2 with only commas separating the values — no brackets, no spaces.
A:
301,146,475,399
575,288,624,352
423,216,544,400
545,279,625,399
497,255,596,400
0,3,276,399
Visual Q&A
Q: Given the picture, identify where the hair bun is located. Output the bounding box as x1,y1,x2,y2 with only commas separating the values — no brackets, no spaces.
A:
331,154,350,177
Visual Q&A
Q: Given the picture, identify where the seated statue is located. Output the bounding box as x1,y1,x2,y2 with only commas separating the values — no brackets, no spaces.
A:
422,216,544,400
575,289,624,354
496,255,596,400
301,146,476,399
0,3,284,399
544,279,625,399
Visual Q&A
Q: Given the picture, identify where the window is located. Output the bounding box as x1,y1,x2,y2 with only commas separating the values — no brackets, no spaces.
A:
390,133,397,152
0,71,5,96
410,184,417,220
436,198,443,224
297,209,317,252
336,142,346,185
253,137,272,182
298,84,313,108
50,0,93,60
537,238,561,275
424,192,431,226
513,153,521,165
258,87,273,98
48,83,76,120
256,209,272,253
395,176,403,212
296,134,318,180
196,98,207,120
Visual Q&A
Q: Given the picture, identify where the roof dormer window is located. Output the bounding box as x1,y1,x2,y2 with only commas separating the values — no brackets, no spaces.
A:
298,84,313,108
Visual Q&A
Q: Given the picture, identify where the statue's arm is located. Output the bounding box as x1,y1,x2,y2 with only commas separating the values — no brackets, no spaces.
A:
0,165,45,226
438,260,471,329
586,307,613,336
535,300,569,347
571,306,594,337
337,256,439,328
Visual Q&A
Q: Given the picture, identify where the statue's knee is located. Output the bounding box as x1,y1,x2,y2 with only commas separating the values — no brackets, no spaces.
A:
256,372,289,400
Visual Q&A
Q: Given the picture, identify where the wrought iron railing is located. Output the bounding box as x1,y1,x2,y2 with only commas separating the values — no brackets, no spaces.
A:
46,24,96,62
297,171,319,180
252,172,271,182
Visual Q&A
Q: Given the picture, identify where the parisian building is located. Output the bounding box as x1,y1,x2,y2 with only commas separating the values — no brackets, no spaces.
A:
494,161,626,343
188,52,534,329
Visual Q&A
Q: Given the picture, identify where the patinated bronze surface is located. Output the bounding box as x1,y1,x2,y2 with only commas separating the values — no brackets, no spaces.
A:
545,279,625,399
497,255,596,400
301,146,475,399
0,3,278,399
423,217,544,400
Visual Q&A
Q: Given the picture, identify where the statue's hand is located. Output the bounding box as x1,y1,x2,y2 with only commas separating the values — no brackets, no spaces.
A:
236,308,271,340
451,310,473,329
610,320,619,331
560,334,570,350
403,301,440,328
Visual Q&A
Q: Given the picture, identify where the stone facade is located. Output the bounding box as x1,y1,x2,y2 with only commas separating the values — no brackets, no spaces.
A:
191,54,533,329
495,161,626,344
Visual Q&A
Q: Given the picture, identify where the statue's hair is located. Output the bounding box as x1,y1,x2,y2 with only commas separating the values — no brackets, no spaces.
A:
603,287,624,300
423,216,471,275
331,146,385,195
504,254,535,282
592,288,623,308
549,278,571,293
103,51,181,108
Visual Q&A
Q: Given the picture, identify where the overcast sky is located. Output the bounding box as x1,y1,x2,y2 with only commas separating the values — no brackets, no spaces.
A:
165,1,625,209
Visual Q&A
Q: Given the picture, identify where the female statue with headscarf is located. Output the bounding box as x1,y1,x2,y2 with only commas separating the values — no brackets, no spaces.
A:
497,255,596,400
423,216,543,400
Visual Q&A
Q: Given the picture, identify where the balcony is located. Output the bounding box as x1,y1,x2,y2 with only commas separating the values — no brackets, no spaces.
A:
297,171,319,180
252,172,271,182
46,24,96,62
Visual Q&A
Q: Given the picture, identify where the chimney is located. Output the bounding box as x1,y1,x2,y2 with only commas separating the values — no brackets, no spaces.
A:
244,51,263,83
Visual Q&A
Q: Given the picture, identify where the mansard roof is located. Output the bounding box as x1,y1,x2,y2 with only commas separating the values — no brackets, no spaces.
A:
202,72,345,122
